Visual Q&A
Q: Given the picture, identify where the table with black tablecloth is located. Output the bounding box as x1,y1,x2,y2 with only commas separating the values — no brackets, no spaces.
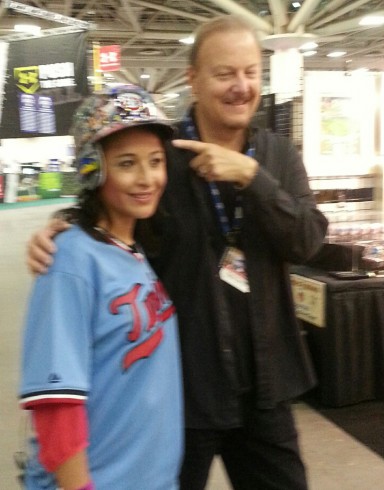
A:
292,265,384,407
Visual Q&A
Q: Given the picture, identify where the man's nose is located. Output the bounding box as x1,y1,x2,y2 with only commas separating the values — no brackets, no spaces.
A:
231,73,249,92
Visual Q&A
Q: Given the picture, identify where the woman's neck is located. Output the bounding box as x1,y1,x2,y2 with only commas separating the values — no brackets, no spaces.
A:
96,218,135,246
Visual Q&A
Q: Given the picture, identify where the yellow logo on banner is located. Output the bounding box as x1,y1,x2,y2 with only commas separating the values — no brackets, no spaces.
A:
14,66,40,94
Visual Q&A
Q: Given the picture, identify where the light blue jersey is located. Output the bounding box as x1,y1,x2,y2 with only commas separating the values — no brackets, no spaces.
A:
20,225,183,490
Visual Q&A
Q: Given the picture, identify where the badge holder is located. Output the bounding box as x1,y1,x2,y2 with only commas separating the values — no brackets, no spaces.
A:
219,246,250,293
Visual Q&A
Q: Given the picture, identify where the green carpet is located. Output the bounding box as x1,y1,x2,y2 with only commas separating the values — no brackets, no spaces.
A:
0,197,75,210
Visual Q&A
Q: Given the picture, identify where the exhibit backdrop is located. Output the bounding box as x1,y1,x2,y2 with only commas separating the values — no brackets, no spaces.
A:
0,31,89,138
0,40,9,126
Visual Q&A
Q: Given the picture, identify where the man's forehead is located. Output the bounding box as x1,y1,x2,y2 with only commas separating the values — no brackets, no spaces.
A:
210,61,261,71
201,29,258,44
200,51,261,71
197,31,260,56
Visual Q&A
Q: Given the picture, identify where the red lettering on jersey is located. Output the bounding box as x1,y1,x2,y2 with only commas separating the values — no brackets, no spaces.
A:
110,280,175,371
145,290,161,330
143,280,173,331
122,327,164,370
159,304,176,322
110,284,142,341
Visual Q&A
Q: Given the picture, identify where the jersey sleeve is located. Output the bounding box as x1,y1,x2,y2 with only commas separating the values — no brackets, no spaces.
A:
19,269,94,409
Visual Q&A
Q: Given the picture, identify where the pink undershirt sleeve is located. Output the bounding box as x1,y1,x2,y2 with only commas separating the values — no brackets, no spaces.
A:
32,403,89,472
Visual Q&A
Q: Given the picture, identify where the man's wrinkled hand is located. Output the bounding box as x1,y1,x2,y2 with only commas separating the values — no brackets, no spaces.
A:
26,218,70,275
172,139,258,187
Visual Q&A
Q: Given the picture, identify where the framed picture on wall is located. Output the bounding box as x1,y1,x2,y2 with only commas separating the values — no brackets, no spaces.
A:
303,71,376,177
320,96,360,156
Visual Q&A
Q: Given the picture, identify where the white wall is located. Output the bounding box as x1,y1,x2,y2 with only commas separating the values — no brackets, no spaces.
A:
0,135,74,171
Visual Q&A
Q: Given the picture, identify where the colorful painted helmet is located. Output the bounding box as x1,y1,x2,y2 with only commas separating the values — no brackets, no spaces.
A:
71,84,174,190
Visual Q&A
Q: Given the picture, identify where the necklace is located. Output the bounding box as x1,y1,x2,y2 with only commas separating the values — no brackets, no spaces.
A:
94,226,143,259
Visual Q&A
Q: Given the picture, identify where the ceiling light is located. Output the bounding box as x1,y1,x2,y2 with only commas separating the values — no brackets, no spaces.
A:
14,24,41,36
179,36,194,45
165,93,180,99
303,50,317,57
300,42,318,50
139,49,162,56
292,2,301,8
327,51,347,58
140,73,150,79
353,68,369,74
359,15,384,26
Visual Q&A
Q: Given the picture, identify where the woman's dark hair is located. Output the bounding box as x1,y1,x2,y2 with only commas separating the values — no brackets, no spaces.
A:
77,187,105,238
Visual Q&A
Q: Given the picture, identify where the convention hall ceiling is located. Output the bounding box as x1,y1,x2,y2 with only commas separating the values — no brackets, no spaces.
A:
1,0,384,115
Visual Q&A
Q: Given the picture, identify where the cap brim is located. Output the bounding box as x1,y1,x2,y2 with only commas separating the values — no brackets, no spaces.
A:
94,120,174,143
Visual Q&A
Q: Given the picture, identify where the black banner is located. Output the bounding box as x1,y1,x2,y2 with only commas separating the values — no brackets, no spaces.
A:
0,31,89,138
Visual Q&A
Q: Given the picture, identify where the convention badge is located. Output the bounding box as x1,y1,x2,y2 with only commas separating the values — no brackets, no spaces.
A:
219,247,250,293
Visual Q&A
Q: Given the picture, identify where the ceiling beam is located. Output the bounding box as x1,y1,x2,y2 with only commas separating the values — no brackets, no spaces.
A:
119,67,140,84
310,0,376,29
158,74,188,93
205,0,273,34
119,57,187,69
267,0,288,31
141,67,155,92
7,1,92,28
185,0,221,16
72,0,98,21
119,0,142,33
311,0,362,23
313,10,384,36
130,0,208,22
288,0,323,32
63,0,73,17
89,29,192,41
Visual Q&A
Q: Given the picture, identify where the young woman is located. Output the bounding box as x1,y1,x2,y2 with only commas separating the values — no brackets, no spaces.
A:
19,85,183,490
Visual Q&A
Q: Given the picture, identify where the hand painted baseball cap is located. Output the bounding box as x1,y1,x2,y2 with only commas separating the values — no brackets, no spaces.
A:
71,84,174,189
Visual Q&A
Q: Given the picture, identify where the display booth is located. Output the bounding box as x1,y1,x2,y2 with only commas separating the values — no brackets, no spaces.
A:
291,265,384,407
0,29,88,203
287,70,384,406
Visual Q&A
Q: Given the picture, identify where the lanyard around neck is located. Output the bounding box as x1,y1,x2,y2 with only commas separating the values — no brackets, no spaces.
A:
181,111,255,244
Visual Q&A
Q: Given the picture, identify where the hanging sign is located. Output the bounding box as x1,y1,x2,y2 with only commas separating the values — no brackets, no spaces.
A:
0,31,89,138
99,45,121,72
0,41,9,126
